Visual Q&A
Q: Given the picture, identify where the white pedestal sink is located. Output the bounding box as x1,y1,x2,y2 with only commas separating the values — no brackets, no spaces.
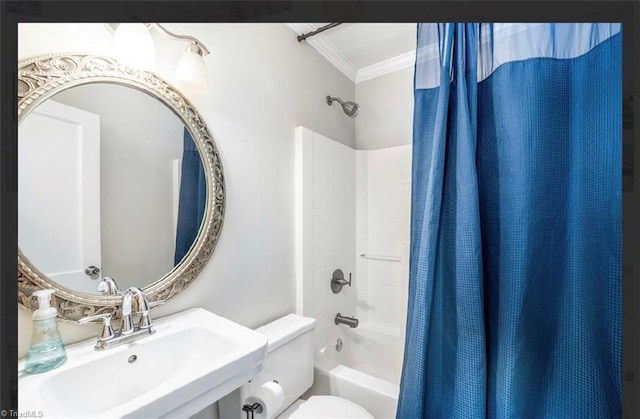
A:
18,308,268,418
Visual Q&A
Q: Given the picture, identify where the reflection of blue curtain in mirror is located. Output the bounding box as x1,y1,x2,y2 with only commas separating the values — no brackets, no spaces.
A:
174,129,206,265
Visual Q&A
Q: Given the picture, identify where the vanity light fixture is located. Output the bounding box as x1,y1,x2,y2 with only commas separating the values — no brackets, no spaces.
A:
151,23,210,91
108,23,210,91
112,23,156,71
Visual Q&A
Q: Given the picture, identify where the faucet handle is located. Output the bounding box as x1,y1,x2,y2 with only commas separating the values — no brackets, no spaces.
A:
330,269,352,294
78,313,115,341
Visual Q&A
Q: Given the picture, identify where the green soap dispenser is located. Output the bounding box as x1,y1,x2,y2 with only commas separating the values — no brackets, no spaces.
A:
25,289,67,374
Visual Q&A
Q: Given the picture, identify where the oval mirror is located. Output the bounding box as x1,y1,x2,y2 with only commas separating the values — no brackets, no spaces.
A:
17,54,225,321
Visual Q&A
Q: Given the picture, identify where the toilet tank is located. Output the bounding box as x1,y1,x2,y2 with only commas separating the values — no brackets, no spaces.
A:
249,314,315,412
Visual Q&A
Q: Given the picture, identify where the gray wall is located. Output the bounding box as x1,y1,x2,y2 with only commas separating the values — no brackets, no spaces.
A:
355,66,413,150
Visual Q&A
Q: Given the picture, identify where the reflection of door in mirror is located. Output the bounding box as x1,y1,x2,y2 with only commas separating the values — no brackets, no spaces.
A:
19,100,101,294
19,83,202,296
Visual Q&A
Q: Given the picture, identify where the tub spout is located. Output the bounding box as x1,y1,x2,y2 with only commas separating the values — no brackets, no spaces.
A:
335,313,359,328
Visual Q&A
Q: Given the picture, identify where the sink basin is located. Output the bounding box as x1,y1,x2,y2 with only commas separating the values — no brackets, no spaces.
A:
18,308,268,418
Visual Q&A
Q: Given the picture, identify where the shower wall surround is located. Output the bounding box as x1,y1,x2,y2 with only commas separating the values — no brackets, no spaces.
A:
295,127,411,367
355,146,411,345
295,127,357,350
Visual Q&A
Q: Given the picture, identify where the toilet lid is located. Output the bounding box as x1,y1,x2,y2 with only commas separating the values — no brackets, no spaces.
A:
285,395,374,418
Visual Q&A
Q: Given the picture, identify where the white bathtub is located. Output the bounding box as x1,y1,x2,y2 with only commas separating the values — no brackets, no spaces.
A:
303,324,403,418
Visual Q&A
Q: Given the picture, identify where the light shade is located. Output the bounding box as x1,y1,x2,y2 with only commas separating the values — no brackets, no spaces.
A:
176,45,208,92
112,23,156,71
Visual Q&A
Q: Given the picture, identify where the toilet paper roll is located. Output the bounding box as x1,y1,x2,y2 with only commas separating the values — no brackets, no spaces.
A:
245,381,285,419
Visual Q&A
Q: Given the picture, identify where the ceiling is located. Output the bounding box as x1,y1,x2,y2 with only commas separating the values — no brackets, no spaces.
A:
285,23,417,83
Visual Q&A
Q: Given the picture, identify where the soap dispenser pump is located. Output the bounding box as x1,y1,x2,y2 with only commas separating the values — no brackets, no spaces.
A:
25,289,67,374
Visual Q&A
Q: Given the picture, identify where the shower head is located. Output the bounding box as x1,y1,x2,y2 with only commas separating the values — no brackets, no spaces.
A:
327,96,359,118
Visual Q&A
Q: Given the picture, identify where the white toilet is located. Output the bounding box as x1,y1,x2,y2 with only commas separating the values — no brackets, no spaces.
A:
219,314,373,418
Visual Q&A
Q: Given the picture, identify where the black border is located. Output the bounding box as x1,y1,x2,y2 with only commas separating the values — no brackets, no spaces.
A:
1,0,637,415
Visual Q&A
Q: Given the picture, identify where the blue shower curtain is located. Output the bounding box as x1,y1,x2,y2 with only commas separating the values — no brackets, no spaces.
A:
174,129,206,265
398,23,621,418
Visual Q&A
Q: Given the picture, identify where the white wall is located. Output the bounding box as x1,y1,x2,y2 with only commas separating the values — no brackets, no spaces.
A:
52,84,184,291
355,66,414,150
18,22,355,367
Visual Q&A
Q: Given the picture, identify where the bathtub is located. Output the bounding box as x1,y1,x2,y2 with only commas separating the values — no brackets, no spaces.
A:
303,324,403,418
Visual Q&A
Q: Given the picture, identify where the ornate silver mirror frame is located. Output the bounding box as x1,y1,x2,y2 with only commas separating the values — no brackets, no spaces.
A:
17,53,225,321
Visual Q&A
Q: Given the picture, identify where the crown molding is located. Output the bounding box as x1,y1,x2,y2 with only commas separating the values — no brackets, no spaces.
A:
286,23,357,82
286,23,414,83
356,50,416,83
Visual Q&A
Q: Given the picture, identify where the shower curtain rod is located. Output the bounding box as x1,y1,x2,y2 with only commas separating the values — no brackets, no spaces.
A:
297,23,342,42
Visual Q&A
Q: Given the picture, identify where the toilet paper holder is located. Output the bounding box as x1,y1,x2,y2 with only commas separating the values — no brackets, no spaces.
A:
242,402,263,419
242,380,279,419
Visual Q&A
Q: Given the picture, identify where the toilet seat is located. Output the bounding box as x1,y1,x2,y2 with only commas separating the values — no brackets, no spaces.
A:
280,395,374,418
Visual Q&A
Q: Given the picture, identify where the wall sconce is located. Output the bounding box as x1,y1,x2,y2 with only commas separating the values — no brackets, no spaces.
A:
108,23,210,91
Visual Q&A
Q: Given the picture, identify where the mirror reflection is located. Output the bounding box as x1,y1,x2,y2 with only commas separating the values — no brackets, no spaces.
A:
18,83,206,295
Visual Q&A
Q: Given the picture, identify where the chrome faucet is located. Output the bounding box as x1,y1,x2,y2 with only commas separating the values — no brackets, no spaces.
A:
78,287,164,350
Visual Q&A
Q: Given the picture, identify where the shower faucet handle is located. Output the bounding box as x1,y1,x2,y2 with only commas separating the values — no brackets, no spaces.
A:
334,273,351,286
331,269,352,293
